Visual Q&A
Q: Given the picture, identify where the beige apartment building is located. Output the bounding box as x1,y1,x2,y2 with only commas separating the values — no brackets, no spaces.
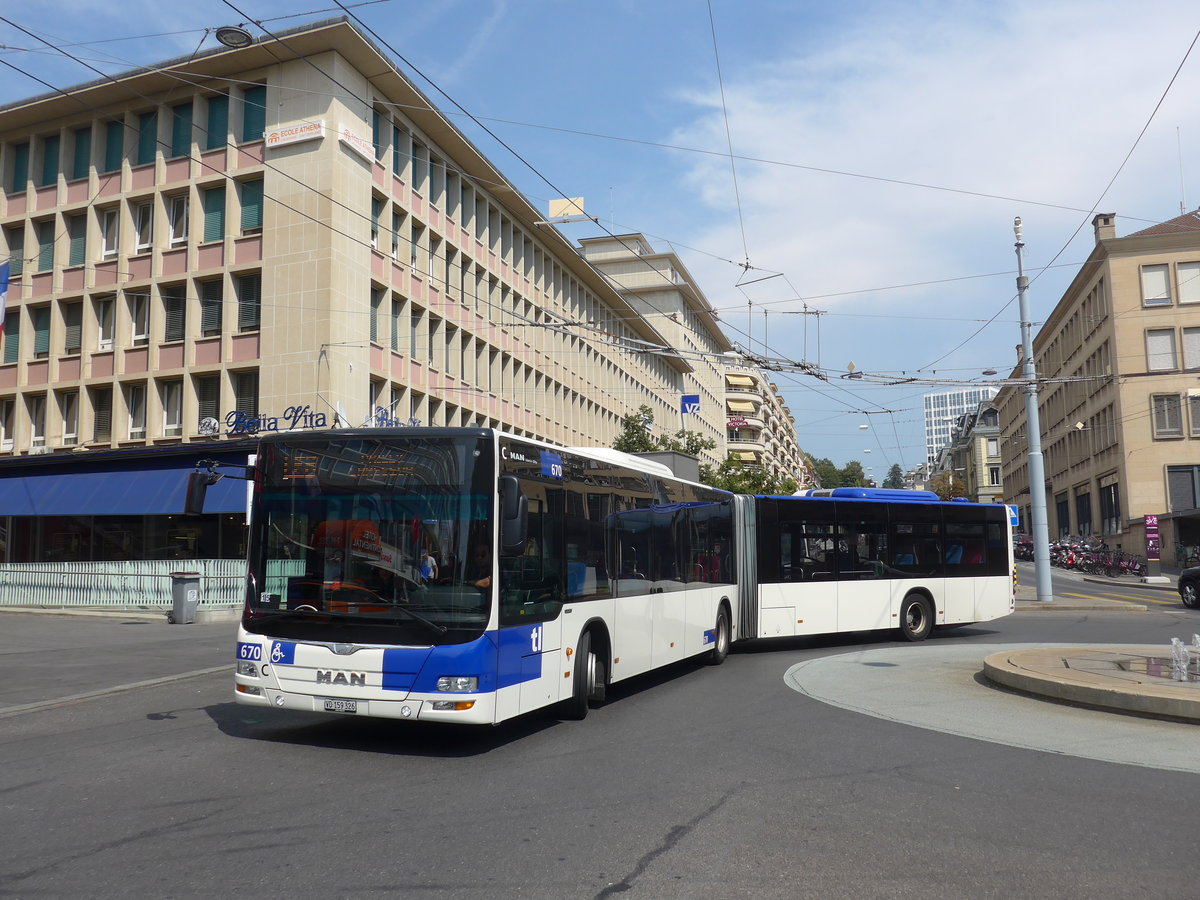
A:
936,398,1003,504
0,17,743,570
998,212,1200,561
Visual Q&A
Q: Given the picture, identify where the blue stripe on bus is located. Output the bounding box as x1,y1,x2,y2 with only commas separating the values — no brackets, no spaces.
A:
380,625,545,693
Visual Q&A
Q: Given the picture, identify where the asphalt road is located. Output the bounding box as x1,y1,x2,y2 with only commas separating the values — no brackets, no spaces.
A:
2,599,1199,898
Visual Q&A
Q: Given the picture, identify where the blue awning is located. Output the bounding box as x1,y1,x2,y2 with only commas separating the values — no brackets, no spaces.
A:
0,460,247,516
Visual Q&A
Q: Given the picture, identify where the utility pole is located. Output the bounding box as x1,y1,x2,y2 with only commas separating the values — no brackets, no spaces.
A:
1015,218,1053,603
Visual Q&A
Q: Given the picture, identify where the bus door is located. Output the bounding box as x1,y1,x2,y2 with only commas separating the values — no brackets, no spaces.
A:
833,502,892,633
609,505,655,675
761,499,837,638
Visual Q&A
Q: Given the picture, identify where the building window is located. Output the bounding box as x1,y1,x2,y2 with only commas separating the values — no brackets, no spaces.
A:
1099,481,1120,534
196,374,220,427
1141,263,1172,307
370,196,382,249
67,214,86,267
241,85,266,143
1146,328,1177,371
5,226,23,277
71,126,91,181
1182,328,1200,370
135,111,157,167
1075,493,1092,536
3,310,19,364
126,383,147,439
1054,493,1070,538
1167,466,1200,511
370,286,383,344
202,185,225,243
199,279,223,336
28,394,45,447
162,380,183,437
60,390,78,446
233,370,258,417
170,102,192,158
133,199,153,253
92,386,112,443
9,141,29,193
102,121,123,173
129,293,149,345
240,179,263,234
38,134,60,188
1152,394,1183,438
168,194,189,246
95,295,114,351
162,284,186,342
236,272,260,331
35,220,54,272
0,398,12,450
100,206,119,259
205,94,229,151
32,306,49,360
988,465,1001,486
390,296,400,351
63,301,82,355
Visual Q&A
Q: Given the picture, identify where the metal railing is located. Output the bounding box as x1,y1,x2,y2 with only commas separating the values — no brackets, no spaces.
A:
0,559,247,609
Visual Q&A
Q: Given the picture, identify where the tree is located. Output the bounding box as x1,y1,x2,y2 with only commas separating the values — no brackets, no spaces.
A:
810,457,842,488
883,463,904,489
612,404,717,457
705,454,799,495
927,472,968,500
840,460,866,487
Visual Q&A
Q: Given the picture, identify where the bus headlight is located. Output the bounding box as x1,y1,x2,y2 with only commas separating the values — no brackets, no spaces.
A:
436,676,478,692
237,661,259,677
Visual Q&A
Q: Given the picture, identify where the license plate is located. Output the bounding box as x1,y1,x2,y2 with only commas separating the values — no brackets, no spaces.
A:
323,698,358,714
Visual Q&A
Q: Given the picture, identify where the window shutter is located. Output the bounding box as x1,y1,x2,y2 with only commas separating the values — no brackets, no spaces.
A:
10,142,28,192
171,103,193,157
240,179,263,232
1146,329,1176,371
64,302,82,353
7,229,23,277
203,186,226,243
1183,328,1200,370
1141,264,1171,304
200,280,222,335
37,221,54,272
33,307,50,357
1167,467,1197,511
237,273,261,331
197,375,220,421
103,122,123,172
40,135,60,187
136,111,157,166
235,371,259,416
93,387,112,441
163,290,185,342
72,127,91,180
3,311,19,363
68,215,86,267
242,86,266,142
206,94,229,150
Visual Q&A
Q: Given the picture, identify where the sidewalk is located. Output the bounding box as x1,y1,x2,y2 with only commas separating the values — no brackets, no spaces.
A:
1013,563,1180,611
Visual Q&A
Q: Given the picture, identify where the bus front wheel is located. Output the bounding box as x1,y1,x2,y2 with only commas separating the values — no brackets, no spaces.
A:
560,631,600,720
899,594,934,642
706,607,730,665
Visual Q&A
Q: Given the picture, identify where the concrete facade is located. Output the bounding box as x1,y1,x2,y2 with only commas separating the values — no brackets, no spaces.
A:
997,212,1200,560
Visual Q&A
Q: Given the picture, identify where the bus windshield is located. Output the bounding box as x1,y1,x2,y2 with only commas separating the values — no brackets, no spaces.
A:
245,434,495,644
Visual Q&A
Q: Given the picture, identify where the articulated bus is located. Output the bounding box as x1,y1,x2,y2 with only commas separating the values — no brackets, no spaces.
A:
191,429,1012,726
735,489,1014,643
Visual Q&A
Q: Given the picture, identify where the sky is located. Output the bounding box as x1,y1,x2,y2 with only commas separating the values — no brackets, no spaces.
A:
3,0,1200,478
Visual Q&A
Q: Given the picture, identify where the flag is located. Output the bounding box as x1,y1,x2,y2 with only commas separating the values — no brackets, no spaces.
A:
0,261,8,335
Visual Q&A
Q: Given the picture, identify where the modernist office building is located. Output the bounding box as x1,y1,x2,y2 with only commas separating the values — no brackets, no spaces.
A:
923,386,999,465
0,18,750,575
998,212,1200,559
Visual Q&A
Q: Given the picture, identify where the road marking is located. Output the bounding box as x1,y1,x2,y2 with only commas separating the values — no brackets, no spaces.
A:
1099,592,1181,607
1061,592,1140,605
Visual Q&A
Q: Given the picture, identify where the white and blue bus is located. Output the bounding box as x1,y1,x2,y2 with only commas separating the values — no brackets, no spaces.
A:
197,431,1012,725
215,429,737,724
735,488,1014,642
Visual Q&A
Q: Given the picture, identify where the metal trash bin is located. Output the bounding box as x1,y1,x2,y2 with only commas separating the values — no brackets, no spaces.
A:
168,572,201,624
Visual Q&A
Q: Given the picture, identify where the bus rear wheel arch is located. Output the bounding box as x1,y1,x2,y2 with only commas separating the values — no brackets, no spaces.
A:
898,592,934,642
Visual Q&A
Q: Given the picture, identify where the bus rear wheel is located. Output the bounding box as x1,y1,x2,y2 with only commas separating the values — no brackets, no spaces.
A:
560,631,601,720
706,607,730,665
899,594,934,642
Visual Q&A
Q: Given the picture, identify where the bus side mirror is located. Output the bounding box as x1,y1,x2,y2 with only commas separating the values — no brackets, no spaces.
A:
498,474,528,556
184,471,221,516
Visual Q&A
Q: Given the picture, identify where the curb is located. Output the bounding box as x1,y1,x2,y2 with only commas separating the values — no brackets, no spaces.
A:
0,606,240,624
983,646,1200,722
